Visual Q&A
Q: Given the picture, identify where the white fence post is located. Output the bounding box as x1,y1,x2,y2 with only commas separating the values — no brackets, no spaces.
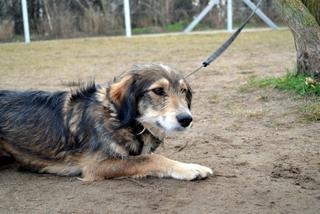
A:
21,0,30,43
123,0,132,37
184,0,219,33
242,0,278,29
227,0,233,32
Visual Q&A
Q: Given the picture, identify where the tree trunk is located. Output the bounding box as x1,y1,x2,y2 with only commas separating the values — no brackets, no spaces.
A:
276,0,320,79
301,0,320,25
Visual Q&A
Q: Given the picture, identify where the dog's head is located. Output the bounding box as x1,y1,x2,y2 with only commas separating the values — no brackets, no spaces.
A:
109,64,192,135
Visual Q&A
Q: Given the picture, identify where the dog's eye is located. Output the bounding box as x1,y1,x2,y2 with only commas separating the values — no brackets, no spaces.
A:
152,88,166,96
181,88,187,94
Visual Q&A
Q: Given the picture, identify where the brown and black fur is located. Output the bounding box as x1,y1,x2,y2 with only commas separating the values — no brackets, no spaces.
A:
0,64,213,181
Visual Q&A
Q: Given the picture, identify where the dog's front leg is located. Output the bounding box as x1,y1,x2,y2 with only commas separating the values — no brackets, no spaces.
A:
81,154,213,181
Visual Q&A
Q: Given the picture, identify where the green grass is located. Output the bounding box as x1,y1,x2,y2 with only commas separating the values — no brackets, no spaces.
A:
14,34,24,42
247,72,320,96
132,26,159,34
244,71,320,122
164,22,186,32
132,22,186,35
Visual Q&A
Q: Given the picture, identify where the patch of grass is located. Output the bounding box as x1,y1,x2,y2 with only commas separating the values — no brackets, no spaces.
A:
229,104,265,119
246,72,320,96
300,103,320,121
164,22,186,32
244,109,265,118
255,94,269,102
14,34,24,42
243,72,320,122
132,22,186,35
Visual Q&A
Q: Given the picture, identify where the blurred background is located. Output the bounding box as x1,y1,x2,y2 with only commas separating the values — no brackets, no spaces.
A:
0,0,284,42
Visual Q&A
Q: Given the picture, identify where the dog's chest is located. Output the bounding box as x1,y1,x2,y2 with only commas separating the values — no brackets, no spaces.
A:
109,130,162,157
136,133,162,155
124,134,162,156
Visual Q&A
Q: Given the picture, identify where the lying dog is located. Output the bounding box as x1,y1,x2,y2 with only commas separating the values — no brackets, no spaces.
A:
0,64,213,181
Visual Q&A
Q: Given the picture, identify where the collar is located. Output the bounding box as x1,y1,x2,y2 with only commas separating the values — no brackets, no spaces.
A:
133,122,146,135
132,121,164,143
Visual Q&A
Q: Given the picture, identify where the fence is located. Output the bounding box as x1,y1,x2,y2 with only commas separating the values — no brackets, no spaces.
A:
0,0,284,43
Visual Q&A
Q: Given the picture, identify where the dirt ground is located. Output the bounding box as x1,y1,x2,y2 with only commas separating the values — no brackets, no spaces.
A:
0,30,319,214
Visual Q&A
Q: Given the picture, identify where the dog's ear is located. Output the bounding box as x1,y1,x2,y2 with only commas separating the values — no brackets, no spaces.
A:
110,74,137,127
110,75,133,106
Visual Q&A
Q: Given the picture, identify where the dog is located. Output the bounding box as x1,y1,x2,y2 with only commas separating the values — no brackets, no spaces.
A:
0,64,213,181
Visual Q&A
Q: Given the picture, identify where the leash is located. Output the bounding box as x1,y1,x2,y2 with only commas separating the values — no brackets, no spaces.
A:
184,0,263,78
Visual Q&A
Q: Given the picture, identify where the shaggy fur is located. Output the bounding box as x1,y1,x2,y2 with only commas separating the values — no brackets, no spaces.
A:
0,64,213,181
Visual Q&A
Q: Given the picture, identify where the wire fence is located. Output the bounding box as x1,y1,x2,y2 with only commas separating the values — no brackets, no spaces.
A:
0,0,284,42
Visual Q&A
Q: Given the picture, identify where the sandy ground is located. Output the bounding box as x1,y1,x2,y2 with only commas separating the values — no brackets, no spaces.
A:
0,30,319,214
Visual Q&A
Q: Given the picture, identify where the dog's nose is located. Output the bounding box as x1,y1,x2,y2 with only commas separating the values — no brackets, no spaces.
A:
176,113,193,128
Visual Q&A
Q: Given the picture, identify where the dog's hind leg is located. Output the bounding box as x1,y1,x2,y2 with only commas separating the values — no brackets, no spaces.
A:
0,141,14,166
0,148,14,167
81,153,213,181
0,140,57,172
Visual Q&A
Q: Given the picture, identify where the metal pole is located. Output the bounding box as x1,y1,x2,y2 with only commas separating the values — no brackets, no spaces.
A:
242,0,278,29
123,0,132,37
227,0,233,32
184,0,219,33
21,0,30,43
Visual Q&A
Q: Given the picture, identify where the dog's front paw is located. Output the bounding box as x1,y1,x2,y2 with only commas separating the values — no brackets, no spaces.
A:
170,162,213,181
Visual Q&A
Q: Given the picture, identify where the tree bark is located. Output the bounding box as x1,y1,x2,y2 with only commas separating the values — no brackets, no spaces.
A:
301,0,320,25
276,0,320,79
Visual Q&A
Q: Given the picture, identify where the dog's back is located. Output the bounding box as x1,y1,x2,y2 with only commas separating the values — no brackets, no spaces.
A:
0,90,67,162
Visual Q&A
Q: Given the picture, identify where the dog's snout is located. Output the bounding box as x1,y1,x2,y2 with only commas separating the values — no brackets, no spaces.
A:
176,113,192,128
